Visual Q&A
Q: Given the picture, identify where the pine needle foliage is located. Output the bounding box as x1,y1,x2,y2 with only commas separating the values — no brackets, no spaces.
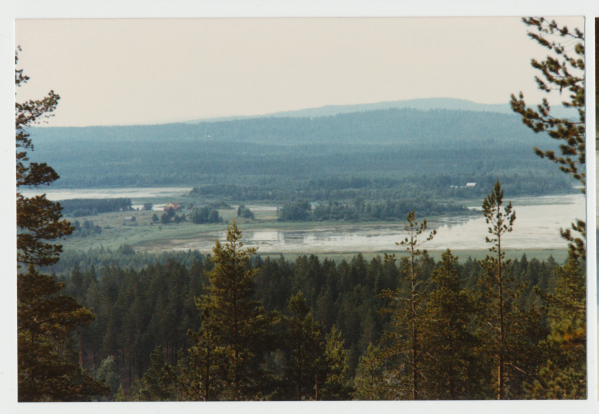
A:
16,48,108,402
477,181,543,399
421,249,484,399
510,17,586,261
193,220,279,400
525,255,586,399
282,291,327,400
353,343,394,400
379,210,436,400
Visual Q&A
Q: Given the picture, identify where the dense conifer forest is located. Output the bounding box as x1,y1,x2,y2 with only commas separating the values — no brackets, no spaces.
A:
45,213,584,400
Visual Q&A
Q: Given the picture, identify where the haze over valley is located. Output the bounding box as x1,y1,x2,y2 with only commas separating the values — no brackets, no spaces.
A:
24,98,581,260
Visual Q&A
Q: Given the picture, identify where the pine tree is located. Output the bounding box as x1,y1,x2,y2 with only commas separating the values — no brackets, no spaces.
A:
478,181,515,400
138,346,177,401
321,326,353,400
477,181,541,399
16,48,108,402
379,210,436,400
353,343,393,400
511,17,586,399
526,255,586,399
510,17,585,260
193,221,279,400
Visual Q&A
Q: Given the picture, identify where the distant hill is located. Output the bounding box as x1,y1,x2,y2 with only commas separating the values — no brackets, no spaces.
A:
29,106,547,149
24,103,570,190
184,97,578,124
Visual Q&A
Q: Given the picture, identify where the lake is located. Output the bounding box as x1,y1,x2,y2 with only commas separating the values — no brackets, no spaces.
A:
20,186,193,200
20,187,584,254
163,194,585,254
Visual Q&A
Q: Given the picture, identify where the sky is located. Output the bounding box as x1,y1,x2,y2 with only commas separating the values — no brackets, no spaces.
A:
15,16,584,127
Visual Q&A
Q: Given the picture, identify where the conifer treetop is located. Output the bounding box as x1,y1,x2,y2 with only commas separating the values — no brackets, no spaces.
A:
482,181,516,253
510,17,585,191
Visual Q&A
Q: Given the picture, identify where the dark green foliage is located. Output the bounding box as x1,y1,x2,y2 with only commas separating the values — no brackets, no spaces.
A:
477,182,546,400
378,211,436,400
354,343,393,400
190,207,222,224
511,18,585,189
511,17,586,262
92,356,122,401
421,250,484,399
278,198,473,222
69,219,102,238
60,198,132,215
57,244,570,401
181,308,228,401
237,204,255,219
189,169,573,206
16,49,108,402
282,292,327,400
26,108,575,202
193,222,279,400
278,201,312,221
137,346,177,401
526,254,586,399
321,327,354,400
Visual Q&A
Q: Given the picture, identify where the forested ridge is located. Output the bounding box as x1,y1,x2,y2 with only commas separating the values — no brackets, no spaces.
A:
24,108,574,197
29,108,545,146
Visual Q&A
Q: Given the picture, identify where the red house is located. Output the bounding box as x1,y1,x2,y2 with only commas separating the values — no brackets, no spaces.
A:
164,202,181,211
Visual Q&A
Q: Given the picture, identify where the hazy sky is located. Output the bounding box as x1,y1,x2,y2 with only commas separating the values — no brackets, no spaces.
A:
15,17,584,127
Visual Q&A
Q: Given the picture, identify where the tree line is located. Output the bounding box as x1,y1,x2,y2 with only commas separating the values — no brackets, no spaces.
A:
277,198,472,222
60,197,132,217
188,169,572,204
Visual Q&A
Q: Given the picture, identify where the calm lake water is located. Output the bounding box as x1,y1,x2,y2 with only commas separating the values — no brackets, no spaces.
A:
20,187,193,211
21,187,584,253
20,186,193,201
167,194,585,254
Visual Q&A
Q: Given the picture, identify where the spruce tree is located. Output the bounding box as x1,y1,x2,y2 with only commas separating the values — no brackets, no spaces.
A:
421,249,482,399
193,221,278,400
282,291,327,400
